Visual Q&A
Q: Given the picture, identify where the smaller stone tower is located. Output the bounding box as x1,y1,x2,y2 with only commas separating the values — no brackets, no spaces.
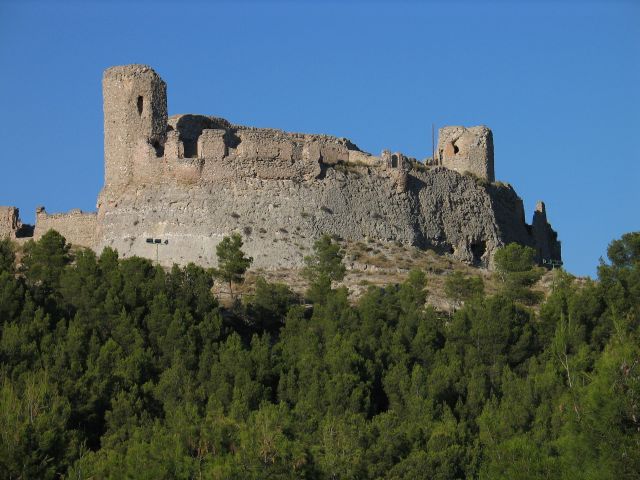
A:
532,201,562,263
438,126,494,182
0,206,21,239
103,64,168,188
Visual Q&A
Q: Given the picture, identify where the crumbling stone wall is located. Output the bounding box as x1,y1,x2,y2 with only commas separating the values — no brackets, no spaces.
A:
531,201,562,262
96,164,560,269
165,115,364,183
34,207,97,248
103,65,167,188
348,150,380,166
1,64,563,271
438,126,495,182
102,65,421,188
0,206,21,239
92,64,561,269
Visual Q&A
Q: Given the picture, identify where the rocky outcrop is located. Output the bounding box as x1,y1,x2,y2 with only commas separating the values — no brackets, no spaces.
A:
96,163,558,269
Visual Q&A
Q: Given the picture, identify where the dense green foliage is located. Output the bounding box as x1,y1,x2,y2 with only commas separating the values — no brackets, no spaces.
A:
213,233,253,299
493,243,544,304
0,231,638,479
444,272,484,310
302,235,347,304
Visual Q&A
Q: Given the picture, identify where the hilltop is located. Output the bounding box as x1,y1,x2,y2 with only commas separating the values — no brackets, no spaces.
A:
1,64,561,272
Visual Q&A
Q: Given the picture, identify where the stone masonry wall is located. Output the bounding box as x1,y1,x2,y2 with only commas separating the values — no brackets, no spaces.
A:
34,207,98,248
0,206,20,239
103,65,167,188
438,126,495,182
92,64,560,270
102,66,416,188
1,65,562,272
96,165,548,269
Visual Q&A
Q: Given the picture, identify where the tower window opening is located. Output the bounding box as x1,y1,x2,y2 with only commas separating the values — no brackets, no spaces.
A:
137,96,143,115
183,139,198,158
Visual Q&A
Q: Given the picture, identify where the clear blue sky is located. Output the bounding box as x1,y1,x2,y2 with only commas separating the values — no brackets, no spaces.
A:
0,0,638,277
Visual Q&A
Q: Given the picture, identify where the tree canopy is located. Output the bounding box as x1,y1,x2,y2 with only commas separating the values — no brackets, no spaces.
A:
213,233,253,299
0,230,638,479
493,242,544,304
302,234,346,303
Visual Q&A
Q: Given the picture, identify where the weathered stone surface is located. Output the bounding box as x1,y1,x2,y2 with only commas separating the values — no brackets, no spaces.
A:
34,207,97,248
0,206,21,239
8,64,562,269
438,126,494,182
103,64,167,188
93,65,560,268
531,201,561,262
95,164,557,268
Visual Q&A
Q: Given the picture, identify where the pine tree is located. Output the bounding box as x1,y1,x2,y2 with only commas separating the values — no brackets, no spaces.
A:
213,233,253,300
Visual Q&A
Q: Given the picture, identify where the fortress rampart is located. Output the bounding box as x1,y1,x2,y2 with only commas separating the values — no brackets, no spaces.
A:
100,65,454,189
33,207,97,248
3,64,561,269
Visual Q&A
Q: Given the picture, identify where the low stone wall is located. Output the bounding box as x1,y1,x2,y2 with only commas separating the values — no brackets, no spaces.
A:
0,206,20,239
34,207,97,248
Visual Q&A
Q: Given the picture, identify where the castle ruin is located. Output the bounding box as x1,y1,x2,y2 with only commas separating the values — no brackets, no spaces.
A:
437,126,494,182
1,64,561,269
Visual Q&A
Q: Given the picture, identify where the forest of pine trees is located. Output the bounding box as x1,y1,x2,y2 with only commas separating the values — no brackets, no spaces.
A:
0,230,638,479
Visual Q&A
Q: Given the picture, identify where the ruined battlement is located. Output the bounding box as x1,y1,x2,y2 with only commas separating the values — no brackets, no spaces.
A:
103,64,167,187
3,64,561,270
33,207,97,248
437,126,494,182
0,205,95,248
101,65,451,189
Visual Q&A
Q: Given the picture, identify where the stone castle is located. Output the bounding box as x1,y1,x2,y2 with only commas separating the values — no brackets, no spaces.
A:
1,64,561,269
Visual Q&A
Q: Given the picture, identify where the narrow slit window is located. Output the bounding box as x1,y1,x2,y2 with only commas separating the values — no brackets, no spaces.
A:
137,96,143,115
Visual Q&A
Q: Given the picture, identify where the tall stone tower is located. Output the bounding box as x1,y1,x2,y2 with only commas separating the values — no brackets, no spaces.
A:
102,64,167,188
437,126,494,182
